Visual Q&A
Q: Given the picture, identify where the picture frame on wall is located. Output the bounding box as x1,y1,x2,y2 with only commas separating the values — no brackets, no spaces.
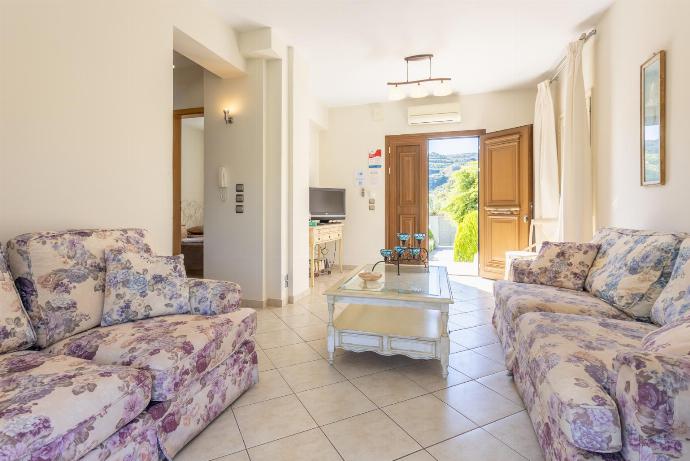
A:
640,50,666,186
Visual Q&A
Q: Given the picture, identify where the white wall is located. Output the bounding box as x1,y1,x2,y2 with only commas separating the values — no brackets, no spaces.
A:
309,122,321,186
265,56,289,304
320,89,536,265
0,0,243,253
593,0,690,233
203,61,267,302
288,49,311,299
174,63,204,110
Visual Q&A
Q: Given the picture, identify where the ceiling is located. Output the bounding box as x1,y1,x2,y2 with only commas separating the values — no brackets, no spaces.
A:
207,0,613,107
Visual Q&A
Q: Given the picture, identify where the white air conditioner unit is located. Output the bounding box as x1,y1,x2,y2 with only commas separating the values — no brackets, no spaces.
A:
407,102,461,125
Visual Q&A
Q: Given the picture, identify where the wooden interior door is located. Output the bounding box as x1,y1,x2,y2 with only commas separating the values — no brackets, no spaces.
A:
479,125,533,279
385,135,428,251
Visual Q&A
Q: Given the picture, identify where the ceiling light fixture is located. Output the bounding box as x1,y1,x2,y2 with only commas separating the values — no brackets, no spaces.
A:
387,54,451,101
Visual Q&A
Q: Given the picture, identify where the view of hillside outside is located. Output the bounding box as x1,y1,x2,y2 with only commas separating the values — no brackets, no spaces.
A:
428,137,480,275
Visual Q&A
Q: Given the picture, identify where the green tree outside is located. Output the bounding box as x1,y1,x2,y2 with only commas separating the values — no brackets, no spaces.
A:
440,161,479,262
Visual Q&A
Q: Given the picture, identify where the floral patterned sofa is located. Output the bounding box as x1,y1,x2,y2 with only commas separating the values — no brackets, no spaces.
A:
0,229,258,461
493,228,690,461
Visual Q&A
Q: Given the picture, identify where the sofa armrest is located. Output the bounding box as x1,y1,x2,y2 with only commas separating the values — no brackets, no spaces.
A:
188,278,242,315
613,351,690,460
509,258,540,283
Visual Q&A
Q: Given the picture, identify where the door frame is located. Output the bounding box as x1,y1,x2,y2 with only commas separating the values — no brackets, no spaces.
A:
172,107,204,255
384,129,485,252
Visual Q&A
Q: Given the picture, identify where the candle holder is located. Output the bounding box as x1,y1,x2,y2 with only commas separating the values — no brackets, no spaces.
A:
372,232,429,275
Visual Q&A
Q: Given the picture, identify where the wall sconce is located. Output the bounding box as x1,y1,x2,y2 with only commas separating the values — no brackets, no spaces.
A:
223,109,234,125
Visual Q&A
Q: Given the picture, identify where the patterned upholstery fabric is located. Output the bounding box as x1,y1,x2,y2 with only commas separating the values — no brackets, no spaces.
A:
188,278,242,315
0,279,36,354
650,239,690,325
493,280,628,370
526,241,600,290
509,258,540,283
102,248,190,326
0,245,9,281
512,351,624,461
0,351,151,461
80,414,158,461
0,244,36,353
516,312,655,453
149,339,259,459
585,228,685,320
6,229,153,347
613,351,690,461
642,315,690,357
46,308,257,401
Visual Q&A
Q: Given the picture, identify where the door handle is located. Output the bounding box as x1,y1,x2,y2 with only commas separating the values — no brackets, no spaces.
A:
522,215,530,223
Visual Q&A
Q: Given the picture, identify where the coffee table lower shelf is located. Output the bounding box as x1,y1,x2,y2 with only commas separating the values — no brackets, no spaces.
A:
328,304,449,375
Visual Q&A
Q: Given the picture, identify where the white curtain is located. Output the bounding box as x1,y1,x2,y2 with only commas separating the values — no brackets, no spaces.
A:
533,80,559,243
557,40,593,242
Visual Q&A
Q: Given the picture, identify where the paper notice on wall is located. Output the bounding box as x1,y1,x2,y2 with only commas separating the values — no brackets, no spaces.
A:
354,170,365,187
368,169,379,186
367,149,382,186
368,149,383,169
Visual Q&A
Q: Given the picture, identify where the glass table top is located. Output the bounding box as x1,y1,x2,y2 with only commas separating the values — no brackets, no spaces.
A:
338,264,450,299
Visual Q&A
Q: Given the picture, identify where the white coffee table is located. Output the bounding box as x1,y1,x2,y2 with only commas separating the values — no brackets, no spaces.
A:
324,264,453,377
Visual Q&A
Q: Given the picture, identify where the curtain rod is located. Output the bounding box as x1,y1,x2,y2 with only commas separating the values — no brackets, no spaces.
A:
549,29,597,83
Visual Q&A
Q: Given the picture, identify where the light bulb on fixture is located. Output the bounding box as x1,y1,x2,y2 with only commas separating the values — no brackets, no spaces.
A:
409,83,428,99
388,85,406,101
433,80,452,97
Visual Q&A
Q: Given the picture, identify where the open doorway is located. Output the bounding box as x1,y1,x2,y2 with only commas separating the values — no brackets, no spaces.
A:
428,136,480,276
173,51,205,277
384,130,483,273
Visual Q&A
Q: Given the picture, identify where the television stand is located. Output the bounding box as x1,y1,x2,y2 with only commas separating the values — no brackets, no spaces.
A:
309,222,344,288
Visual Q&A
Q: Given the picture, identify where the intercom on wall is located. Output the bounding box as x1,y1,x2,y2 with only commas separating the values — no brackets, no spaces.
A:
218,167,228,201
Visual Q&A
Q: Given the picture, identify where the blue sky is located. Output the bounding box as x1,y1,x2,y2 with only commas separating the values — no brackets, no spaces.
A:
429,137,479,155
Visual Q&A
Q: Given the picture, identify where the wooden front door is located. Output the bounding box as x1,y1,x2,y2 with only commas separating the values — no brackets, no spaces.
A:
479,125,533,280
385,135,428,250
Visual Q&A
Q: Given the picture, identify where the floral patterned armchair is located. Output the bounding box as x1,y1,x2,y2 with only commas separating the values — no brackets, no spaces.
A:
1,229,257,460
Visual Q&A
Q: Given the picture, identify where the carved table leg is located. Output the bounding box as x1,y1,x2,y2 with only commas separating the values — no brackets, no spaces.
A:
327,300,335,365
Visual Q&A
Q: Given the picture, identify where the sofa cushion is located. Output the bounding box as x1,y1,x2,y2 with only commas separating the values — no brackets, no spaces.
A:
0,279,36,354
46,308,257,401
527,241,600,290
80,413,158,461
585,227,685,320
0,351,151,461
492,280,628,370
102,248,190,326
188,278,242,315
0,244,36,353
6,229,153,348
516,312,654,453
651,239,690,326
642,315,690,356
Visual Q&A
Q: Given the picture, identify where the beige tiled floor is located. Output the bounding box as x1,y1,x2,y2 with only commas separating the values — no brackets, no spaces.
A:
175,272,544,461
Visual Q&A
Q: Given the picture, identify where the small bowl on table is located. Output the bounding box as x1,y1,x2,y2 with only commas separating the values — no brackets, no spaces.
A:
358,271,382,289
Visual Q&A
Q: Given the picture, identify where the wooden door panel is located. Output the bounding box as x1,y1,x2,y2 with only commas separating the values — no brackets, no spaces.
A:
481,215,519,277
399,215,417,238
486,135,520,205
398,149,419,207
479,126,532,280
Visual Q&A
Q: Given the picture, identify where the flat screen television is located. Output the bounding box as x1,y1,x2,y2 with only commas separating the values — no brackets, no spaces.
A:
310,187,346,222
